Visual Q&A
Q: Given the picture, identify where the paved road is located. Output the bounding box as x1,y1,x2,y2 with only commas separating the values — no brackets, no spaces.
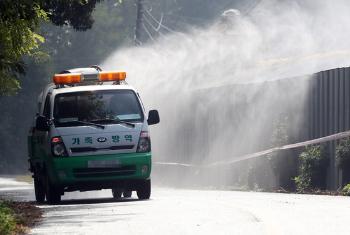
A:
1,177,350,235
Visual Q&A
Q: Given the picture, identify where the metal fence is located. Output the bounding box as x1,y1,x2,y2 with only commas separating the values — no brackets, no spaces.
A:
153,66,350,190
307,67,350,189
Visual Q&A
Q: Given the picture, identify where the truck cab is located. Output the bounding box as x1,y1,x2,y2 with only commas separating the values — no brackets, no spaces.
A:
28,67,159,204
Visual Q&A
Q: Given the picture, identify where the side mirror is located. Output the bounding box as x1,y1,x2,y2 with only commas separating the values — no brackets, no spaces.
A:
36,115,49,131
147,110,160,125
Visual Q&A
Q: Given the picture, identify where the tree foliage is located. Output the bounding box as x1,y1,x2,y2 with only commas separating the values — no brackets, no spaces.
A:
42,0,102,31
0,1,46,95
0,0,102,95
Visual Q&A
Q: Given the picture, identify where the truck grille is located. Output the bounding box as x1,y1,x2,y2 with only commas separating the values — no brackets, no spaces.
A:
73,166,136,178
71,145,134,153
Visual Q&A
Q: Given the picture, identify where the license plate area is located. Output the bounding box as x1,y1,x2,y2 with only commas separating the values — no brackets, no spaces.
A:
87,160,121,168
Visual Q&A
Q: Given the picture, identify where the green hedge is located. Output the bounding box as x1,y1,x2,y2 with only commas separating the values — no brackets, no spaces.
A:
294,145,328,192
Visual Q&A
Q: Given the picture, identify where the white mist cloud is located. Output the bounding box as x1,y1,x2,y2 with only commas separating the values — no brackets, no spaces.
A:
102,0,350,90
101,0,350,187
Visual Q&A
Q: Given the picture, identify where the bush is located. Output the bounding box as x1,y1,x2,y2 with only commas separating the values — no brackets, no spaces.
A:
342,183,350,196
294,145,328,192
0,201,16,235
336,138,350,169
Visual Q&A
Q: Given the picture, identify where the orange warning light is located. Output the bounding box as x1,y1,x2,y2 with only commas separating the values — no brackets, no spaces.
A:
99,71,126,82
53,73,82,85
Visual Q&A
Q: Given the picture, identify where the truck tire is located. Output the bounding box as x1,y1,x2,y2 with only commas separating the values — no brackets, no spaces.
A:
45,176,61,204
123,191,132,198
137,179,151,200
112,188,122,199
34,175,45,203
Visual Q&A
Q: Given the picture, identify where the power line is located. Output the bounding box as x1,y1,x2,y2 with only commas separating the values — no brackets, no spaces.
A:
142,23,155,41
144,9,177,34
155,13,163,31
143,13,164,35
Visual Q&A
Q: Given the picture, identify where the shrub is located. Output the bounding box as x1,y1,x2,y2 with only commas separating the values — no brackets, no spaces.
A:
336,138,350,169
342,183,350,196
294,145,328,192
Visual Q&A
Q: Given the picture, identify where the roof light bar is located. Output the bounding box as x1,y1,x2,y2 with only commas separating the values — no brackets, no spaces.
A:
52,70,127,85
53,73,82,85
99,71,126,82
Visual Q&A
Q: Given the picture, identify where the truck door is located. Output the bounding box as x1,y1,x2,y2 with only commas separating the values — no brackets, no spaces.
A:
33,93,51,160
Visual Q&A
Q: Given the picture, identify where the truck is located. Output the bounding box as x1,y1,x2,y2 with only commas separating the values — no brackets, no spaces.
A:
28,66,160,204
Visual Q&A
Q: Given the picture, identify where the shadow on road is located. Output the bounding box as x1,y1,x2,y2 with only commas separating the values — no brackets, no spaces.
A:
57,197,141,205
32,198,143,231
32,196,151,208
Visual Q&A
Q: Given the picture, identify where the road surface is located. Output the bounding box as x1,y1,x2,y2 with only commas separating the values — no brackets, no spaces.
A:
1,177,350,235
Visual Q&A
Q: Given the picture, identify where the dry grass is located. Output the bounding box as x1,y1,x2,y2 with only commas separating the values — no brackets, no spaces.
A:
15,175,33,184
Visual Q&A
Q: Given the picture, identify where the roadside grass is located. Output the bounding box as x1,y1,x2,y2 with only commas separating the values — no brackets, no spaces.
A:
0,201,16,235
0,200,42,235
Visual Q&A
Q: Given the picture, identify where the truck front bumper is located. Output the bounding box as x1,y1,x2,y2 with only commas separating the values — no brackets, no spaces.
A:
47,152,151,190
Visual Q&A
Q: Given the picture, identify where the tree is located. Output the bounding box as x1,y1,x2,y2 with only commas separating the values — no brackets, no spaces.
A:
42,0,102,31
0,1,46,95
0,0,102,95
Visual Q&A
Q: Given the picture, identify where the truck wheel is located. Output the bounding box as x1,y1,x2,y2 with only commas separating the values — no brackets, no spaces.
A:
123,191,132,198
45,176,61,204
137,179,151,200
112,188,122,199
34,175,45,203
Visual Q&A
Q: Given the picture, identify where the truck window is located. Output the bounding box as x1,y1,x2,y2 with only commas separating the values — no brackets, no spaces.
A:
53,90,144,127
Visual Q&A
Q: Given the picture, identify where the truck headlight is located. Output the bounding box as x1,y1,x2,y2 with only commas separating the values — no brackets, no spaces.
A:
51,136,68,157
137,131,151,153
141,165,149,175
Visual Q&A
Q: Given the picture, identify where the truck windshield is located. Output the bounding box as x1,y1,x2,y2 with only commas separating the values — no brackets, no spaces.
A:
53,90,144,127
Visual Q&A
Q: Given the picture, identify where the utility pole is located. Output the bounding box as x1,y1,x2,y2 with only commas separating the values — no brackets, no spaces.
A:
135,0,144,45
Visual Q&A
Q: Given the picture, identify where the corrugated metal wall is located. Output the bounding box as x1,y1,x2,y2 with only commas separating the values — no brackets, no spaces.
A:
308,67,350,189
155,66,350,190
